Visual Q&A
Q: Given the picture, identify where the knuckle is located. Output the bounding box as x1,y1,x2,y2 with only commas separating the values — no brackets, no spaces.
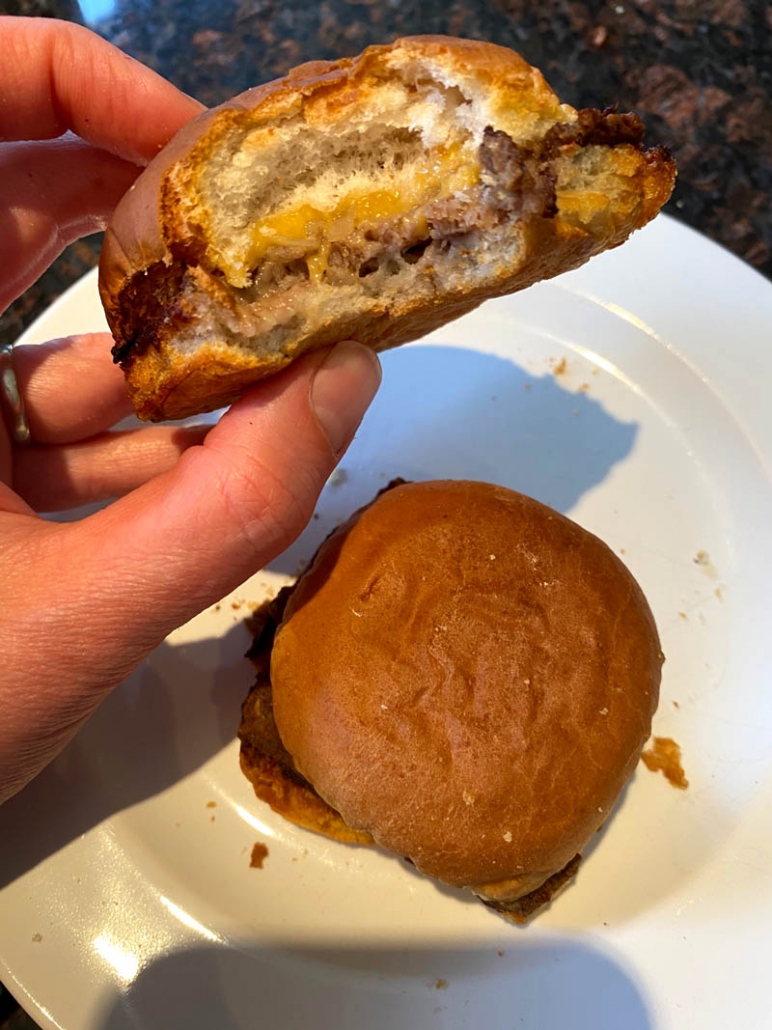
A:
208,444,321,559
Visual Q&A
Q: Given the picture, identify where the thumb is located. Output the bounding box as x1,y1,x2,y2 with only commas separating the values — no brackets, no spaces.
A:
72,341,382,657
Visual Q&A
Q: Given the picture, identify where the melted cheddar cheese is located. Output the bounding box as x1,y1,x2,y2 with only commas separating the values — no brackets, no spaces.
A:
246,146,480,282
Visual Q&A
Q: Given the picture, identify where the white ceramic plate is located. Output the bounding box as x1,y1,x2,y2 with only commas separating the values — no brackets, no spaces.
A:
2,214,772,1030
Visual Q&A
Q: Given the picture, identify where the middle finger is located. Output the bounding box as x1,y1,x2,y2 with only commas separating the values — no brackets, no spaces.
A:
15,333,135,445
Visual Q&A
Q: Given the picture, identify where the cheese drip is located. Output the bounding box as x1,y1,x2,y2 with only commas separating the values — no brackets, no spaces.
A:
246,145,480,282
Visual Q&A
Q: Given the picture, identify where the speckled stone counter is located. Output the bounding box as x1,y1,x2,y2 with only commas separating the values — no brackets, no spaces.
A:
0,0,770,1025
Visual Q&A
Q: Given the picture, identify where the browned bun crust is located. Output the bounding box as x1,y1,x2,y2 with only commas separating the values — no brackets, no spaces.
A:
99,36,675,422
238,588,374,845
269,481,662,905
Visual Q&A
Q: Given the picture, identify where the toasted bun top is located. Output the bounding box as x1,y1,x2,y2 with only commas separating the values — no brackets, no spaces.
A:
271,480,662,890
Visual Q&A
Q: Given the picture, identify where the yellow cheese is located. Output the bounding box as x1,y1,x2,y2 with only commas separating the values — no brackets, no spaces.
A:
305,245,330,284
246,146,480,279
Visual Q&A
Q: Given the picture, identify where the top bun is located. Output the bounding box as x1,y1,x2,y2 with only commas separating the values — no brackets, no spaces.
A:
269,480,662,906
99,36,675,421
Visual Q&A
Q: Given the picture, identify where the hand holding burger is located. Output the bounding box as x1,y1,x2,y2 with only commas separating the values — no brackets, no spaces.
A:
0,18,380,805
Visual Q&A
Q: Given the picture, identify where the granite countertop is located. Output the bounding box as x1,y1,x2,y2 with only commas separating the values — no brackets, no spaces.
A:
0,0,770,1025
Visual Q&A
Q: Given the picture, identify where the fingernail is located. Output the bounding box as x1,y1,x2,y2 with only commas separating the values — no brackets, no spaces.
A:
311,342,381,456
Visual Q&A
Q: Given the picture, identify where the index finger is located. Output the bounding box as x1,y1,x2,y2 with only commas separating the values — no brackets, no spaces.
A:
0,17,205,164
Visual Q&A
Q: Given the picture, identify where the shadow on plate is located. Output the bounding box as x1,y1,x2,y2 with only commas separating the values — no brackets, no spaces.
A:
95,938,654,1030
0,622,252,889
267,343,638,576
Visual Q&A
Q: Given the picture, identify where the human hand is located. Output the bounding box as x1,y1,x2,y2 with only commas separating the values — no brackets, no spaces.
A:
0,18,381,803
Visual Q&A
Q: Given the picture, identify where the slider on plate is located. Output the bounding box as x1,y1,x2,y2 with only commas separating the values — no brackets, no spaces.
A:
239,480,663,922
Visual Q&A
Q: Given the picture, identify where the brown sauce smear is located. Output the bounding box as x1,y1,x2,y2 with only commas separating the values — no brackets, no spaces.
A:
250,842,270,868
641,737,688,789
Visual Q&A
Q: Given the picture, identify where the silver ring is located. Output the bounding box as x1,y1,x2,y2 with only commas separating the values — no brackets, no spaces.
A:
0,343,31,445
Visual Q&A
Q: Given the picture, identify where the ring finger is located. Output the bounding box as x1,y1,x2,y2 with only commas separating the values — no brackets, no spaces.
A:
13,424,210,512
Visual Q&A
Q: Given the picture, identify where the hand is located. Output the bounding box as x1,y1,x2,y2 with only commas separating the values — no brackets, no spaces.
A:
0,18,381,804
